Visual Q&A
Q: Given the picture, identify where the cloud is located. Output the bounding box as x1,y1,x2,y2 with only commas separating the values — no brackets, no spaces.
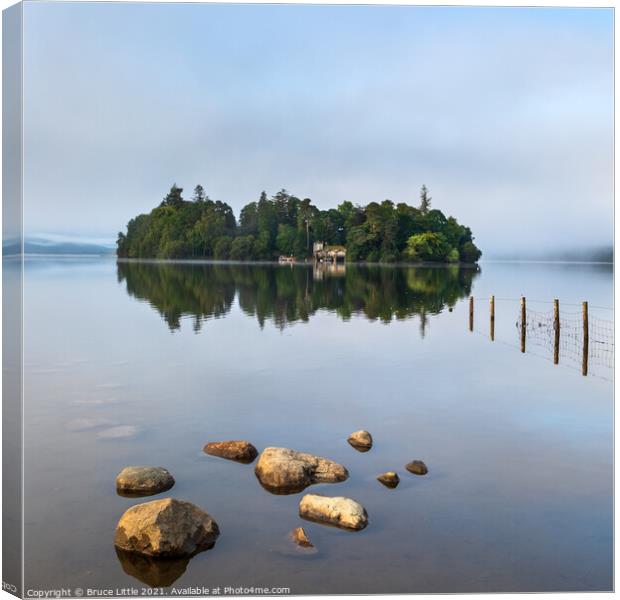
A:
22,4,613,255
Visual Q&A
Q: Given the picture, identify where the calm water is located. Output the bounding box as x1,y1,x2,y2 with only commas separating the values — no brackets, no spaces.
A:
21,259,613,594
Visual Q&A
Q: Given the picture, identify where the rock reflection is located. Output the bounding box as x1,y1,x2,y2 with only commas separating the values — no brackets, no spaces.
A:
117,261,479,333
115,548,189,587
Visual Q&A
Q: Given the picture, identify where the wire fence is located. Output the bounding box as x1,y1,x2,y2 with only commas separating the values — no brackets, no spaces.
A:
517,305,614,374
467,295,613,380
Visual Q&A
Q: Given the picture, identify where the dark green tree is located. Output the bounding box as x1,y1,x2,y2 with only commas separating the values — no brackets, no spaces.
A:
193,184,206,202
161,184,184,208
419,185,431,215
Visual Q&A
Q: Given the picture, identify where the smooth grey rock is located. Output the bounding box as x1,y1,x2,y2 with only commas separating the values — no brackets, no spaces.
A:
116,466,175,496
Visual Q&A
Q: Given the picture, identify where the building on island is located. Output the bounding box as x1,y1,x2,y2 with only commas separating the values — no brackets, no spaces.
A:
313,242,346,263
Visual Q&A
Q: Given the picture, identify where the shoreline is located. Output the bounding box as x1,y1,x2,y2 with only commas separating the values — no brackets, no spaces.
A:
12,254,614,266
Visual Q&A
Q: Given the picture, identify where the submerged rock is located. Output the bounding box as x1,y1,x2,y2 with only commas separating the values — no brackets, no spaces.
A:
290,527,314,548
405,460,428,475
377,471,400,488
115,547,189,587
116,466,175,496
255,447,348,494
98,425,139,440
299,494,368,531
114,498,220,558
347,430,373,451
203,440,258,464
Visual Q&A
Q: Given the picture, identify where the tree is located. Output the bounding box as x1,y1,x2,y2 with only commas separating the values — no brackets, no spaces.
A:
297,198,314,253
239,202,259,235
419,185,431,215
230,235,255,260
405,232,451,262
193,184,206,202
162,184,184,208
214,237,232,259
276,224,297,256
256,192,278,258
459,241,482,263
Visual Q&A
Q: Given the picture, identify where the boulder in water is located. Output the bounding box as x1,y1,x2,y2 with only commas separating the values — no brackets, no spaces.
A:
347,430,373,451
203,440,258,464
405,460,428,475
114,498,219,558
255,447,348,494
116,466,175,496
377,471,400,488
299,494,368,531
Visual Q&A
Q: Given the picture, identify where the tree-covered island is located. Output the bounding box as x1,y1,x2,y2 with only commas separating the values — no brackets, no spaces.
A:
116,184,481,263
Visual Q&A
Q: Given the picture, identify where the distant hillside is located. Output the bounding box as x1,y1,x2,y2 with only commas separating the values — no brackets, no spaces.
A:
486,246,613,263
4,237,115,256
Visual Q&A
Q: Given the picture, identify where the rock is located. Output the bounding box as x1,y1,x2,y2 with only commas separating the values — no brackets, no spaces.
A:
299,494,368,531
377,471,400,488
116,466,175,496
114,498,220,558
66,417,113,432
115,547,189,587
347,430,373,451
290,527,314,548
203,440,258,464
255,447,348,494
405,460,428,475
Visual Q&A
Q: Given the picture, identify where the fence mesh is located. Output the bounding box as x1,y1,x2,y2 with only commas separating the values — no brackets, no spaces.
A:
516,307,614,373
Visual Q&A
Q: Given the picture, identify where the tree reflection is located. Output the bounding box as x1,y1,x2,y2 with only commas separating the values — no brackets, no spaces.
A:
117,261,479,334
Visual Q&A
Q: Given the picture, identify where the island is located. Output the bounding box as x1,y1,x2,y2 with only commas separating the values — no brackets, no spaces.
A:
116,184,481,263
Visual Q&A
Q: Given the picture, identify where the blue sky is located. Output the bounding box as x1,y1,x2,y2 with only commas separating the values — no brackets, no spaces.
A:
22,2,613,254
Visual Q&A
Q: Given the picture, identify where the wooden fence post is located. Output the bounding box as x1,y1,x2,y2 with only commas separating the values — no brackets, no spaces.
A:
553,299,560,365
520,296,526,353
582,301,589,376
469,296,474,332
490,295,495,341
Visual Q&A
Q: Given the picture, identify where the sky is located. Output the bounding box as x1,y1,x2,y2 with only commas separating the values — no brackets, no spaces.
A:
22,2,613,256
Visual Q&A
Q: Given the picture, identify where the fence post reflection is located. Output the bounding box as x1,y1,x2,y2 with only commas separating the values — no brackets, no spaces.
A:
553,299,560,365
520,297,526,353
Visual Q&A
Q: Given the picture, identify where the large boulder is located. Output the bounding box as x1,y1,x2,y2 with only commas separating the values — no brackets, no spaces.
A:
116,466,175,496
114,498,220,558
299,494,368,530
347,430,373,452
203,440,258,464
255,447,348,494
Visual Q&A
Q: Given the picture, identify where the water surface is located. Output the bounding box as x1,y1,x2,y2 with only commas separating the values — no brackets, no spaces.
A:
22,259,613,594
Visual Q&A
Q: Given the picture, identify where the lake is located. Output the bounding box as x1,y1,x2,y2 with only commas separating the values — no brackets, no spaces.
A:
20,258,613,594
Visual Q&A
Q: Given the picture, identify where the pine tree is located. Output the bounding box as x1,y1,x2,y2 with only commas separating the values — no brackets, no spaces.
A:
193,184,206,202
419,185,431,215
162,184,184,208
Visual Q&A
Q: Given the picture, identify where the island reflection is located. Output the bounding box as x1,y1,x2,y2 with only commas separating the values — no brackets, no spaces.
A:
117,261,479,333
